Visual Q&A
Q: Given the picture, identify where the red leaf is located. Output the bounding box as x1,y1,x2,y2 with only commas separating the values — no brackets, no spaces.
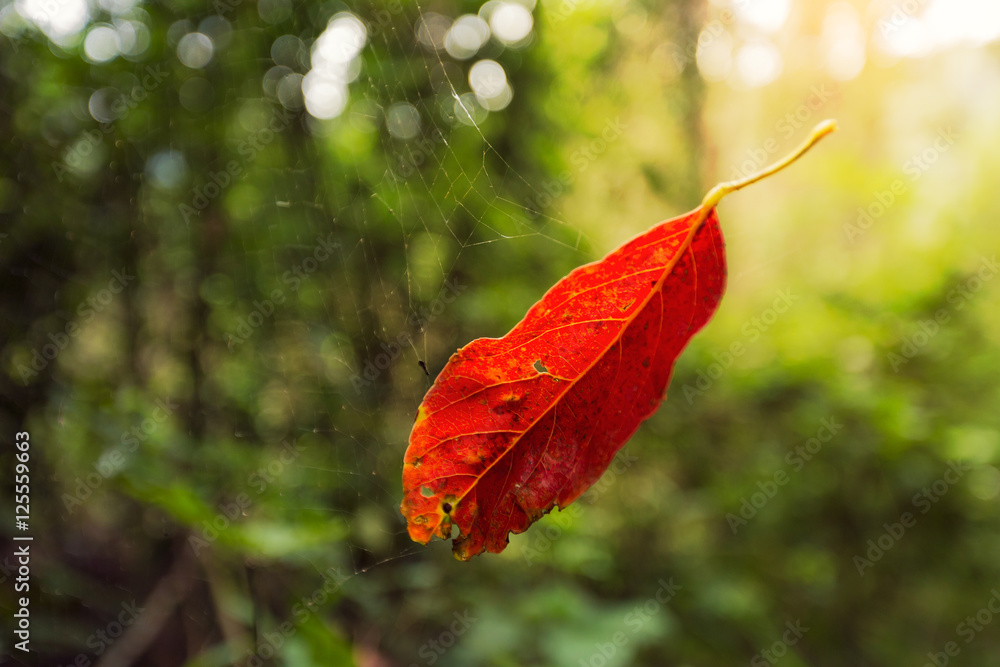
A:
400,120,837,560
402,208,725,559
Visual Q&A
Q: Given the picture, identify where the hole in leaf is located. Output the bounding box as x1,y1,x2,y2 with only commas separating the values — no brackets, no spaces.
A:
442,502,453,513
420,486,434,497
533,359,548,373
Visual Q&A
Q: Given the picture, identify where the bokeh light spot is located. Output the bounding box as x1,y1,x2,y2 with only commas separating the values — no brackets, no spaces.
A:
88,87,124,123
733,0,790,33
445,14,490,60
488,2,533,45
146,150,189,190
416,12,451,51
83,24,120,63
469,59,512,110
822,3,866,81
277,72,305,110
386,102,422,140
695,26,733,82
453,92,488,126
16,0,90,44
303,74,348,120
735,39,782,88
303,12,368,120
271,34,306,68
177,32,214,69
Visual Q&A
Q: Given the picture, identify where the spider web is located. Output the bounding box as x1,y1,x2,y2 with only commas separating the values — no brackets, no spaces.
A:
223,0,593,583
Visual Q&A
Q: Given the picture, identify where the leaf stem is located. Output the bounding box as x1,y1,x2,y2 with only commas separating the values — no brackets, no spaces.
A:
695,119,838,224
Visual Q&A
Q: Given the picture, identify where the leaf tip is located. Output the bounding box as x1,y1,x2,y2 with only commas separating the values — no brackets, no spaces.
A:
813,118,839,139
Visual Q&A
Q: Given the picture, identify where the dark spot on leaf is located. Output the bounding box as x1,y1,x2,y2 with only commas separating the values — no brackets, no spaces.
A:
442,502,453,514
642,357,650,368
533,359,549,373
492,392,526,415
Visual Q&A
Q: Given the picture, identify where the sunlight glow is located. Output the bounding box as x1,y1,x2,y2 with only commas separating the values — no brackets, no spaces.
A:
732,0,790,33
822,3,866,81
695,25,733,82
877,0,1000,57
735,39,782,88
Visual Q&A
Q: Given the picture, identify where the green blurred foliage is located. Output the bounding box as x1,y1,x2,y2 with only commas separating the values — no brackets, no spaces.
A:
1,0,1000,665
